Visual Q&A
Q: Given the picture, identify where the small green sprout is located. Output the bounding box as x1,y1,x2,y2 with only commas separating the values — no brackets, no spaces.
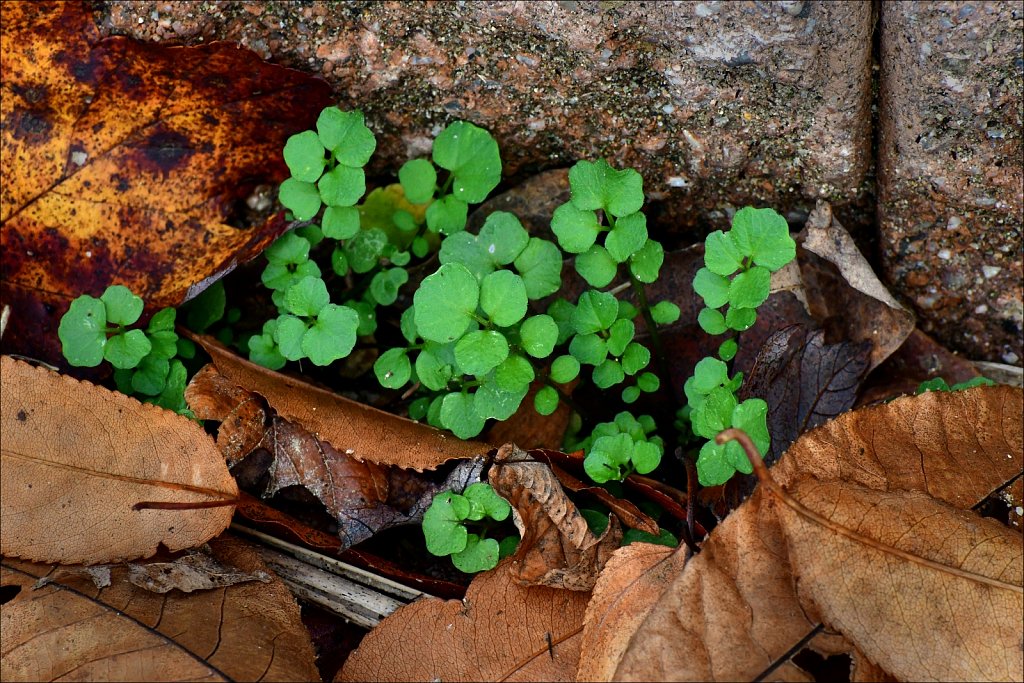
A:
570,411,664,484
683,207,796,486
422,483,518,573
58,285,193,415
915,376,995,394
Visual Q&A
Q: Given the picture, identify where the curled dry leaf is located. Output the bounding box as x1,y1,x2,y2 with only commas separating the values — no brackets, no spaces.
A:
491,444,622,591
189,333,486,470
186,362,468,549
0,536,319,682
0,356,237,564
0,2,331,365
126,547,271,594
581,386,1023,681
338,558,590,682
800,201,915,371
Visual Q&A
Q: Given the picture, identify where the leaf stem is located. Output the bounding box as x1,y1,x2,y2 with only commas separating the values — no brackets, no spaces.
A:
629,273,670,387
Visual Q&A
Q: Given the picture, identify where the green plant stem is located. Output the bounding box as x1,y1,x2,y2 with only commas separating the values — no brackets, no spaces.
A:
439,174,454,196
629,273,670,387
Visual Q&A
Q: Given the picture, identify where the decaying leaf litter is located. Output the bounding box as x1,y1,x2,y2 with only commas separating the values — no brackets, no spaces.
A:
1,2,1022,682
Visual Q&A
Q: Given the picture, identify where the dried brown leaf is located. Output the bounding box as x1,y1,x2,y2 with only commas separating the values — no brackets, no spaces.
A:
0,535,319,682
338,558,589,682
583,386,1024,681
0,2,331,366
126,547,271,594
800,201,915,370
0,356,237,564
491,444,621,591
185,363,268,466
189,333,486,470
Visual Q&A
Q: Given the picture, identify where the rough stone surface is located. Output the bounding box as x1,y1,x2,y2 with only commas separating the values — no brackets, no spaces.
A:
878,2,1023,363
94,0,875,240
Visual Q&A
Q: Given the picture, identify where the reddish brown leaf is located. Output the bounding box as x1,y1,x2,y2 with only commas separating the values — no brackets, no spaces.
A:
188,332,487,470
0,356,237,564
0,1,332,365
490,444,621,591
185,363,268,466
0,535,319,682
338,558,589,682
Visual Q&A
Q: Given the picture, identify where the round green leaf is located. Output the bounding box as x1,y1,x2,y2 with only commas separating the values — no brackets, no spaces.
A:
567,159,644,218
345,227,389,274
593,358,625,389
316,108,376,167
400,306,419,344
423,491,469,556
605,211,647,262
275,315,308,361
248,322,286,370
547,298,576,345
303,304,358,366
279,178,321,221
399,158,437,204
414,263,480,343
698,307,727,335
451,534,500,573
101,285,144,326
628,239,664,283
283,130,326,182
690,386,737,439
425,194,469,235
519,314,558,358
58,296,107,367
494,354,534,392
514,238,563,299
374,348,412,389
323,206,361,239
439,231,493,281
330,247,349,277
412,236,430,258
146,329,178,361
725,306,757,331
454,330,509,376
265,231,311,265
622,528,678,548
692,267,730,309
606,319,635,357
631,440,662,474
131,354,169,396
650,301,680,325
621,385,641,403
432,121,502,204
350,300,377,336
718,338,738,361
440,391,487,438
318,164,365,207
575,244,617,288
568,333,607,366
415,344,454,390
729,206,795,271
534,385,559,415
480,270,527,327
572,290,618,335
696,440,735,486
691,357,729,394
728,266,771,309
551,202,601,254
104,329,152,369
478,211,529,265
284,276,330,317
369,268,409,306
549,355,580,384
474,378,527,420
621,342,650,375
704,230,745,276
636,371,660,393
732,398,770,458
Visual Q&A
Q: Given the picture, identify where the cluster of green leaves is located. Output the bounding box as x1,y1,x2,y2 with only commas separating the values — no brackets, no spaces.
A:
568,411,664,484
422,483,518,573
58,285,195,413
683,207,796,486
252,109,504,372
916,376,995,394
580,508,679,548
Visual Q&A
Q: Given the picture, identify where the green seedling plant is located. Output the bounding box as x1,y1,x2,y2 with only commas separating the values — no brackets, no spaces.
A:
422,483,519,573
58,285,195,414
682,206,796,486
916,376,995,393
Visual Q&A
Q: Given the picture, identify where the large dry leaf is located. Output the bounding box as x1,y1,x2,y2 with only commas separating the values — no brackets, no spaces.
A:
190,333,486,470
583,386,1024,681
0,535,319,682
491,444,622,591
338,558,590,682
0,1,331,365
0,356,237,564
